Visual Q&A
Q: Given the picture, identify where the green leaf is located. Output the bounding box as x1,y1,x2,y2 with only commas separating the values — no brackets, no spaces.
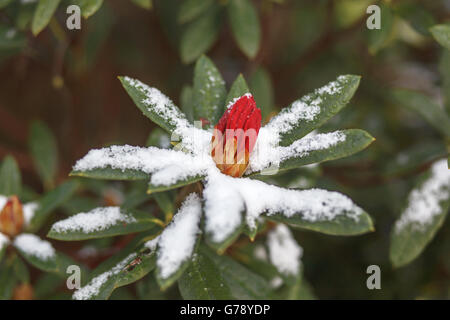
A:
256,129,375,175
178,0,214,24
249,67,275,120
393,89,450,138
178,248,234,299
146,128,171,148
0,155,21,196
180,85,194,123
396,3,436,36
130,0,152,10
367,3,394,54
441,50,450,115
390,160,450,268
0,25,26,53
31,0,61,36
118,76,187,133
0,235,9,263
430,24,450,51
153,191,175,223
0,0,13,9
27,180,80,232
48,208,162,241
180,6,222,64
12,255,30,284
71,166,148,181
147,174,204,194
29,120,58,190
0,262,17,300
225,73,250,107
273,75,361,146
192,55,227,125
14,234,59,273
227,0,261,59
266,208,374,236
73,0,104,19
205,212,245,254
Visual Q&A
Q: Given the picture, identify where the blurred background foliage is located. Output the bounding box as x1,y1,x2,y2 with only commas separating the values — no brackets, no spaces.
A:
0,0,449,299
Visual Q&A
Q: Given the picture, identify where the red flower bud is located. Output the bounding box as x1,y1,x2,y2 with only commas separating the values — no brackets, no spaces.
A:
0,196,24,237
211,94,261,177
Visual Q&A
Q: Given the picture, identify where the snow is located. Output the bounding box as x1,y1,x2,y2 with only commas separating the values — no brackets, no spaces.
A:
253,245,268,261
204,169,364,233
73,253,136,300
395,159,450,231
267,224,303,276
0,233,9,251
144,236,160,251
50,207,136,234
156,193,202,279
247,129,346,174
0,195,7,210
23,202,39,226
13,234,55,260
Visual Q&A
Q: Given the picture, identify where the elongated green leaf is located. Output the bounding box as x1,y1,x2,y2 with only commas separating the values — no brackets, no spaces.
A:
430,24,450,51
205,212,245,254
0,234,9,262
48,207,162,240
180,85,194,123
249,67,275,120
12,255,30,284
393,89,450,138
390,159,450,268
178,248,234,299
31,0,61,36
0,155,21,196
130,0,152,10
146,128,171,149
0,262,16,300
71,166,148,180
73,0,104,18
27,180,80,232
266,208,374,236
0,0,13,9
192,55,227,125
265,129,374,175
178,0,214,24
29,120,58,190
180,6,221,64
153,191,175,222
227,0,261,58
225,74,250,107
14,234,58,273
441,50,450,115
119,76,187,133
147,174,204,194
396,3,435,36
270,75,361,146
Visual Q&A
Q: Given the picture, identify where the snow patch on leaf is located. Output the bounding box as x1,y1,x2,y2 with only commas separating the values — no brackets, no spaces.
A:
0,232,9,251
73,253,136,300
395,159,450,231
23,202,39,226
50,207,137,234
0,195,7,210
14,233,55,261
157,193,202,279
267,224,302,276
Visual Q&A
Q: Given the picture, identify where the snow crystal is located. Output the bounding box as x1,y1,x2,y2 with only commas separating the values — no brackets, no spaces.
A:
395,159,450,231
247,130,346,174
13,234,55,260
73,253,136,300
157,193,202,279
0,233,9,251
267,224,302,276
204,168,363,233
51,207,136,234
23,202,39,226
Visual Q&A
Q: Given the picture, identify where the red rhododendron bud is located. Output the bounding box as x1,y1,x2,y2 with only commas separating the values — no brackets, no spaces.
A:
211,94,261,177
0,195,24,237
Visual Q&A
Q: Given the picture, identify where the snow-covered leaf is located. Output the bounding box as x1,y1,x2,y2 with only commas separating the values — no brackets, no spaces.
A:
430,24,450,50
73,0,103,18
29,120,58,190
48,207,162,241
27,180,79,232
247,129,374,175
119,76,189,133
0,155,21,196
390,159,450,268
178,0,214,24
180,6,221,64
193,55,227,126
266,75,361,146
393,89,450,138
227,0,261,59
146,128,171,149
225,74,250,107
0,262,16,300
179,245,273,299
0,233,9,262
13,234,58,272
155,193,202,290
71,166,148,181
31,0,61,36
147,174,205,194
